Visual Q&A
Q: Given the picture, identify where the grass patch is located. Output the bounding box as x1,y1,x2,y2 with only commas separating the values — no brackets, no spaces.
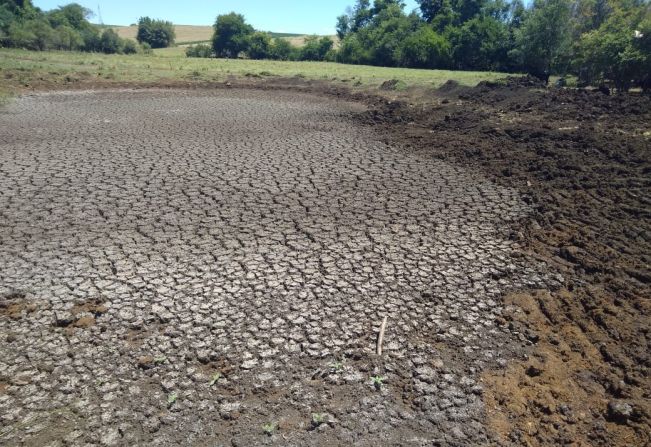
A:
0,88,13,108
0,47,513,95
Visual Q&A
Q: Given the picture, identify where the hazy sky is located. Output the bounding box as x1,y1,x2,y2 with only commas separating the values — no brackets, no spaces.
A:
33,0,421,34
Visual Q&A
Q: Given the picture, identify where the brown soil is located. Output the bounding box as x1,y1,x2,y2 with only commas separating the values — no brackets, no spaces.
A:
0,293,37,320
353,76,650,446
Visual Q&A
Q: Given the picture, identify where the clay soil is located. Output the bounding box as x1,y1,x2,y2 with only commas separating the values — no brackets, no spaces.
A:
355,77,651,446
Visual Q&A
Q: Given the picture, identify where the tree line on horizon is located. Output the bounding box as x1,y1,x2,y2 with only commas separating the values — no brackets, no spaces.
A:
187,12,336,62
190,0,650,90
333,0,650,89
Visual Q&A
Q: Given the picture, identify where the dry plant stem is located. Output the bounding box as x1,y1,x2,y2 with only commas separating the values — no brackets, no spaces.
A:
377,316,388,356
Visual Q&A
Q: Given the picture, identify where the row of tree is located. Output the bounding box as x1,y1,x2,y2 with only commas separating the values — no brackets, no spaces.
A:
0,1,146,53
186,13,335,61
189,1,650,90
334,0,650,89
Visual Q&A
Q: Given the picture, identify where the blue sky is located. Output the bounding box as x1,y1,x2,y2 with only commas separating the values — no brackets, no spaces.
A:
33,1,421,34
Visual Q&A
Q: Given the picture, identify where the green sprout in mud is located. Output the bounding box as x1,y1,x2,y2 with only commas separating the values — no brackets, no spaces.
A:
167,392,178,406
312,413,327,426
262,422,277,436
371,375,386,390
329,361,344,372
209,373,221,387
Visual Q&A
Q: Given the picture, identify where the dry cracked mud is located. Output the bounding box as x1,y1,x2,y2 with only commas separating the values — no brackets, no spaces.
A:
0,89,560,446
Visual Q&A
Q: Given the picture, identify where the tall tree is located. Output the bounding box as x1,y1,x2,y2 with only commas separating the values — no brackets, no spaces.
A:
137,17,175,49
212,12,254,58
417,0,447,23
510,0,573,81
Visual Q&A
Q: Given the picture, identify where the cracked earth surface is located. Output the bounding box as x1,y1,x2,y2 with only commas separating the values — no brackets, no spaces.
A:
0,89,558,446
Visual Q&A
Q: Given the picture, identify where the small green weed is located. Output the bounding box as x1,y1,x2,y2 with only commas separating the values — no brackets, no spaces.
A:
329,360,344,372
209,373,221,387
312,413,327,426
371,375,385,390
262,422,277,436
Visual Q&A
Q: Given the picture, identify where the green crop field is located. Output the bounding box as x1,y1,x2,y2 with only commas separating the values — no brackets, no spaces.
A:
0,47,511,97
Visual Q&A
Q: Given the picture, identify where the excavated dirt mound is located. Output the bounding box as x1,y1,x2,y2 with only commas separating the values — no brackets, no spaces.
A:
358,81,651,446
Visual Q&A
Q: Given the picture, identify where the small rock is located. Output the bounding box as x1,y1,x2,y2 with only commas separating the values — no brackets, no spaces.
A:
54,311,74,327
525,365,543,377
559,246,581,263
607,401,634,423
100,427,120,446
137,356,155,369
241,359,258,370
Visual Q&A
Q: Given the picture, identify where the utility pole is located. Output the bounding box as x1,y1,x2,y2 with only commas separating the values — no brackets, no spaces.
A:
97,4,104,26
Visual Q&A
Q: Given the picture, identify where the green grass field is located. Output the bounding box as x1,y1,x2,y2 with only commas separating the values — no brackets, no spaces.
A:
0,47,511,97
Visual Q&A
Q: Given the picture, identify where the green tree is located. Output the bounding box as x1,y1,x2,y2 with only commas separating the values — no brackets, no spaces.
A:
337,34,371,64
25,18,56,50
246,31,272,59
136,16,175,48
47,3,93,30
575,1,651,90
212,12,254,58
510,0,573,81
269,38,295,60
336,14,350,39
0,4,16,33
53,24,83,50
7,20,36,48
417,0,446,22
99,28,122,54
299,36,334,61
448,15,510,70
399,26,451,68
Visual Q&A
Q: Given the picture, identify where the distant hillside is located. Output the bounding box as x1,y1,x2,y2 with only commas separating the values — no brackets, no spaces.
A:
113,25,212,44
112,25,337,47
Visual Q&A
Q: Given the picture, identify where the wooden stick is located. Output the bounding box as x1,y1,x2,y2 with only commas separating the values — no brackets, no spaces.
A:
377,316,388,356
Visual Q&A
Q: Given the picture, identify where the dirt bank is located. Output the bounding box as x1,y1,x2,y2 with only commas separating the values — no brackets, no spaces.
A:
355,77,650,446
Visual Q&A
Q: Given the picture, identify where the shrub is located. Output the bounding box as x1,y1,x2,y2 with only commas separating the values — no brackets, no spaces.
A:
122,39,138,54
186,43,212,58
140,41,153,54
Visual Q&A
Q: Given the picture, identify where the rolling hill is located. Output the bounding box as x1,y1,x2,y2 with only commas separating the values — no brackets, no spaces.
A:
112,25,337,47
